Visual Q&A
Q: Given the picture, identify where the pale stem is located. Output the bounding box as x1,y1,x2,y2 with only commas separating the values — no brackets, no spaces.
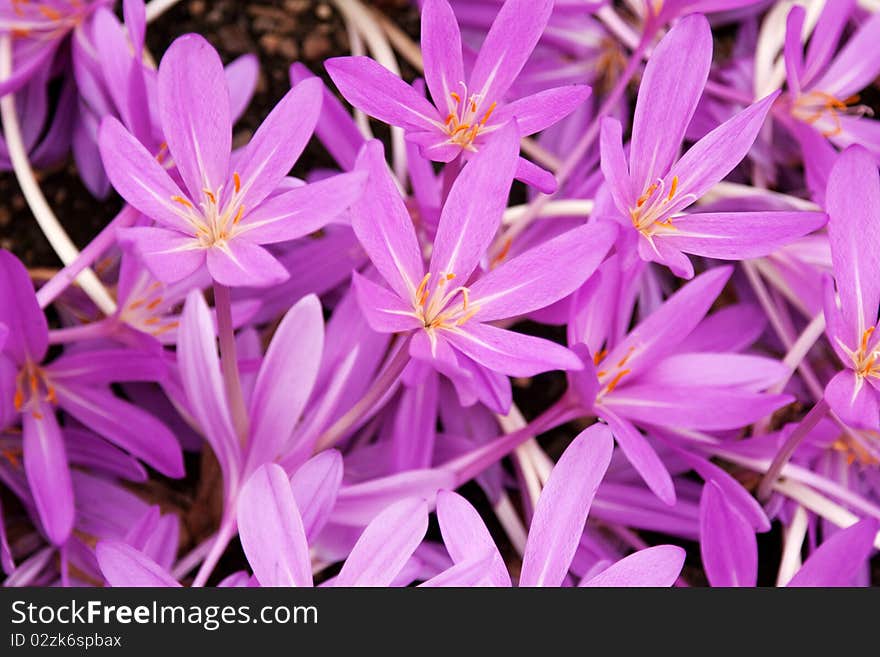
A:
699,182,821,212
36,205,138,310
773,479,880,551
776,504,807,587
332,0,407,181
0,35,116,316
595,4,643,52
171,531,217,581
145,0,183,23
770,310,826,395
213,283,250,443
493,493,528,556
191,513,237,587
313,335,412,452
502,199,595,226
758,397,830,501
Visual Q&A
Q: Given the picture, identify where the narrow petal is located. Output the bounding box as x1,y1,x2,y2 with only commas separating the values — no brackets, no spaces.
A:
54,385,184,478
226,54,260,122
519,424,614,587
116,226,205,284
813,10,880,99
422,0,465,113
0,250,48,362
238,464,313,587
178,291,240,480
468,222,617,322
290,450,344,541
581,545,685,587
23,403,74,545
232,77,322,210
157,34,231,199
636,353,788,392
335,497,429,587
430,121,519,280
700,481,757,587
788,518,879,587
468,0,554,105
663,211,827,260
325,56,442,132
96,541,181,587
602,409,676,505
351,271,421,334
500,85,592,136
206,240,289,288
825,370,880,430
600,118,635,214
247,295,324,468
630,14,712,191
436,490,511,586
98,117,193,233
236,171,368,245
48,349,166,385
604,385,792,431
669,92,779,201
350,140,425,299
826,145,880,334
444,322,582,378
600,267,732,376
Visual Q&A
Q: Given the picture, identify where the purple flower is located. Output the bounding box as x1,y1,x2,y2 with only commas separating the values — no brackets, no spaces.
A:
599,13,827,278
98,34,367,288
568,263,793,503
349,127,617,413
822,145,880,428
326,0,590,191
425,425,685,587
0,250,182,546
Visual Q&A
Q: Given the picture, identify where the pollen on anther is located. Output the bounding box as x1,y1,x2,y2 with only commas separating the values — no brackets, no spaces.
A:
171,195,193,209
233,172,242,194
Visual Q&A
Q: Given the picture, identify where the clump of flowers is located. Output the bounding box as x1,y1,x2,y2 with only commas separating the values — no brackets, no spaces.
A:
0,0,878,589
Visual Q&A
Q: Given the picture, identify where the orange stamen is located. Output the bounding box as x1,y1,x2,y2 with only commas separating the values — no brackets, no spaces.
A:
605,369,631,393
171,195,193,209
232,205,245,225
233,172,241,194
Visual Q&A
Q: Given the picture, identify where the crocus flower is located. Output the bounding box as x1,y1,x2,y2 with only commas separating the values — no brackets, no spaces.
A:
822,145,880,429
424,424,685,587
326,0,591,191
782,3,880,162
349,127,617,413
0,0,110,97
98,33,367,288
0,250,182,546
568,263,793,503
599,13,826,278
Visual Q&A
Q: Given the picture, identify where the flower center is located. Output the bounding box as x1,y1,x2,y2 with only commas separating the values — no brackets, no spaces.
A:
119,276,180,337
7,0,87,40
840,327,880,382
13,360,56,418
629,174,695,238
831,430,880,466
594,345,636,399
170,172,246,249
444,83,497,151
412,272,479,331
792,91,872,137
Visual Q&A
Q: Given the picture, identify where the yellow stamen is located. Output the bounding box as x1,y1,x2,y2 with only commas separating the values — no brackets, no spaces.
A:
480,102,497,126
605,369,631,393
450,91,461,104
203,189,217,205
667,176,678,201
232,205,245,225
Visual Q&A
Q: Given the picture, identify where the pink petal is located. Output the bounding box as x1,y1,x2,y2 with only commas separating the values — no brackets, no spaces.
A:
520,424,614,587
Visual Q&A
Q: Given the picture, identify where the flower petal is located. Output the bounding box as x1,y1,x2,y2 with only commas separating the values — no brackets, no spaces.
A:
0,250,48,363
290,450,344,542
335,497,429,587
581,545,685,587
788,518,879,587
96,541,181,587
157,34,231,199
238,463,313,587
520,424,614,587
700,481,757,587
422,0,465,113
22,402,73,545
206,240,289,288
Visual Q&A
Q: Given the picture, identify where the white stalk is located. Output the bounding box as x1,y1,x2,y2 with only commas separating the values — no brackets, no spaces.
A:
145,0,182,23
502,199,594,225
493,493,528,556
773,479,880,550
332,0,407,182
0,36,116,316
776,505,807,586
